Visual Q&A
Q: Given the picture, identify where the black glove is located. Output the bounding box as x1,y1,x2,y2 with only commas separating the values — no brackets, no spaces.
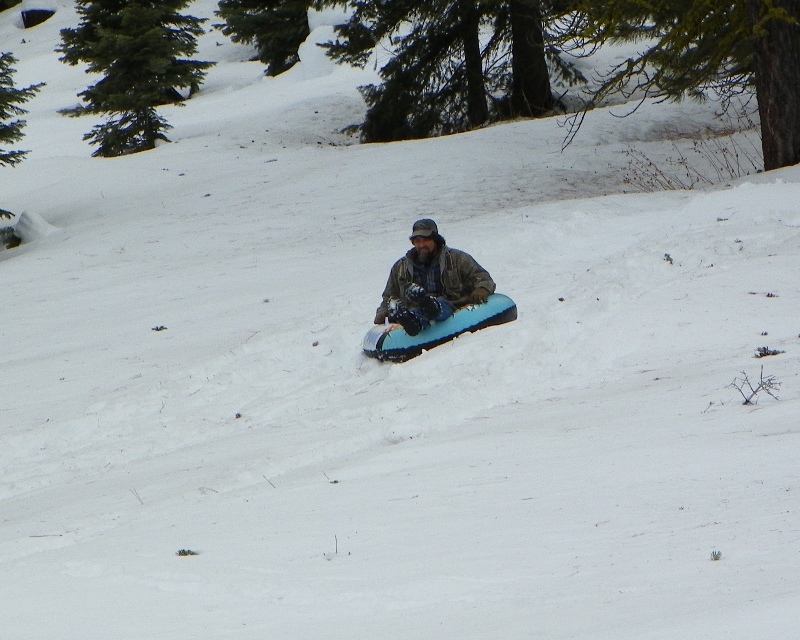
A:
470,287,491,304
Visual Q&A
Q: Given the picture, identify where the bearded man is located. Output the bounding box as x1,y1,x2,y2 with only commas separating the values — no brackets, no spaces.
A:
374,219,496,336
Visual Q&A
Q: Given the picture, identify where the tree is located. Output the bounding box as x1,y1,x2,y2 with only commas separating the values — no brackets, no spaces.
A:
747,0,800,170
1,52,42,246
322,0,565,142
58,0,213,157
215,0,311,76
0,52,42,167
570,0,800,171
324,0,486,141
507,0,555,117
569,1,753,105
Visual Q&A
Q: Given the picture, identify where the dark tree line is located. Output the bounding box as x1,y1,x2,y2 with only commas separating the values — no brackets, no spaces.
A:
214,0,569,142
2,0,798,171
323,0,565,142
217,0,800,169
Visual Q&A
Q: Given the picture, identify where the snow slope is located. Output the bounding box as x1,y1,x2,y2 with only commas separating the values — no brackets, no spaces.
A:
2,2,800,639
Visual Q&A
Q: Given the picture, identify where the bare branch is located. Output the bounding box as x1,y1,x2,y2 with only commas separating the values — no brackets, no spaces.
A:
728,366,780,405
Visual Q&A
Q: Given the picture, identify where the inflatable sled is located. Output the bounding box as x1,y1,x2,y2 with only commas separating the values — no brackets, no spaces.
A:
363,293,517,362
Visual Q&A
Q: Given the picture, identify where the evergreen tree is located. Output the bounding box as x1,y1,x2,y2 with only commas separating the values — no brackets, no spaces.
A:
323,0,567,142
58,0,213,157
1,52,42,246
570,0,800,170
747,0,800,171
508,0,554,117
570,0,752,105
0,52,43,167
215,0,311,76
340,0,492,142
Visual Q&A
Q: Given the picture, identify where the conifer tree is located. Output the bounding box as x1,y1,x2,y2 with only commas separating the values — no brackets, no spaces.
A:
322,0,568,142
570,0,800,170
0,52,42,167
747,0,800,171
215,0,311,76
507,0,555,118
1,52,42,245
58,0,213,157
570,0,752,106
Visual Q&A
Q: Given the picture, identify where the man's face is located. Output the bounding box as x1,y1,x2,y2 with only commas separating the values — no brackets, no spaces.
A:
411,235,436,260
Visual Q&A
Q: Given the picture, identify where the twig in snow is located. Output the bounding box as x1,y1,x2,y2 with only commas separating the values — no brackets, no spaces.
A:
728,366,781,405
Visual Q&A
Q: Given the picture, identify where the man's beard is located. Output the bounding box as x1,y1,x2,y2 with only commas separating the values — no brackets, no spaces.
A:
416,246,434,264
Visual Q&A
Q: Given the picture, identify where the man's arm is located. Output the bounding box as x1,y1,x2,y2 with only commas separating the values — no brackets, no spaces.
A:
448,249,495,304
374,259,405,323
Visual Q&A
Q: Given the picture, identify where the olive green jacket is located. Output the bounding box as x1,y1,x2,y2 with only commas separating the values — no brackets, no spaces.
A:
375,246,496,320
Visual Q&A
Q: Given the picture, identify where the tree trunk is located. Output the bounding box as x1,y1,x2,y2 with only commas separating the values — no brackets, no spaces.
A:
141,108,158,151
509,0,554,117
748,0,800,170
459,0,489,127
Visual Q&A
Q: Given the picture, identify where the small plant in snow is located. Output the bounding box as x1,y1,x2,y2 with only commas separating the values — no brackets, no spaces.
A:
728,366,780,405
621,126,762,193
755,346,784,358
710,550,722,561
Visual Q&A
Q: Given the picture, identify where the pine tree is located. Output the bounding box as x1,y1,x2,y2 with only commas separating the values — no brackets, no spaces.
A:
0,51,43,167
569,0,800,170
215,0,311,76
747,0,800,171
58,0,213,157
322,0,567,142
349,0,491,142
1,52,42,245
570,0,752,105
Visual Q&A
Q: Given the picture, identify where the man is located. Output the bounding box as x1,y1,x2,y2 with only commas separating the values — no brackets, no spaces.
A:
374,219,496,336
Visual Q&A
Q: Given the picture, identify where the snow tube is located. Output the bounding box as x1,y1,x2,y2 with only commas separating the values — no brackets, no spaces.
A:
363,293,517,362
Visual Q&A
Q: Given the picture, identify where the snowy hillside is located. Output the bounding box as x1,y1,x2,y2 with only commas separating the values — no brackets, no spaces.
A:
2,2,800,639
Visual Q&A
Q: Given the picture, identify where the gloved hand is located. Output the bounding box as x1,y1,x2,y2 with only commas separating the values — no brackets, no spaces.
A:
374,308,389,324
470,287,491,305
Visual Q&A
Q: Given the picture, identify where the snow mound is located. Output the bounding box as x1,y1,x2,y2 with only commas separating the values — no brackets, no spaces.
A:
14,209,58,242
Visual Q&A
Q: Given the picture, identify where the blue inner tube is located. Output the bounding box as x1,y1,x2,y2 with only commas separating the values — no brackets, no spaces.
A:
363,293,517,362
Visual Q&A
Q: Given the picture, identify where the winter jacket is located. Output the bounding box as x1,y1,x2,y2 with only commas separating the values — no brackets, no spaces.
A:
375,245,496,320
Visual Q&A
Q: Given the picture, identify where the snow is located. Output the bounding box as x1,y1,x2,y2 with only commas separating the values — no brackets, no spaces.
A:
2,2,800,638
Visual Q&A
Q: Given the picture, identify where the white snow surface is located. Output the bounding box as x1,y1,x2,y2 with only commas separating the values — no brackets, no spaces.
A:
2,3,800,639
